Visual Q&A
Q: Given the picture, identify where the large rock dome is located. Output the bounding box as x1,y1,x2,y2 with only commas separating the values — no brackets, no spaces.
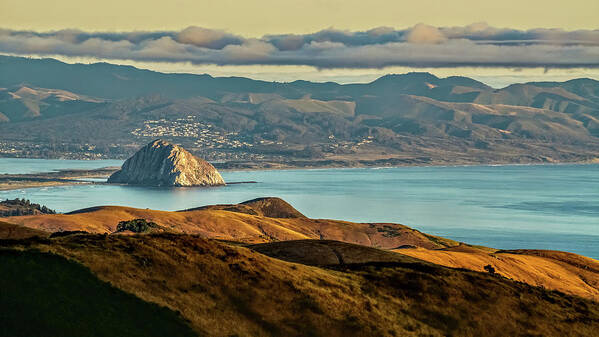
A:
108,139,225,187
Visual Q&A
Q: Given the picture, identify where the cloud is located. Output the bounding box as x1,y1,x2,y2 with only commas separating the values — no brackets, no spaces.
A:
1,24,599,69
222,39,276,63
405,24,446,44
176,26,243,49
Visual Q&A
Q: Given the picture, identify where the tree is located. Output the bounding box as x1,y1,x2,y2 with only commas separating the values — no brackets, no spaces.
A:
484,264,496,275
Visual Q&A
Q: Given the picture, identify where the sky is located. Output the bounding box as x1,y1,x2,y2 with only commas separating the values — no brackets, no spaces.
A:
2,0,599,86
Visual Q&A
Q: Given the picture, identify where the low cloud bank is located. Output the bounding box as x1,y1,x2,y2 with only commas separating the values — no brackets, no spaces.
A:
1,23,598,68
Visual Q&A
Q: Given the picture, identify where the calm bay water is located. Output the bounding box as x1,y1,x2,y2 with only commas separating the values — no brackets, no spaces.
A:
1,158,598,258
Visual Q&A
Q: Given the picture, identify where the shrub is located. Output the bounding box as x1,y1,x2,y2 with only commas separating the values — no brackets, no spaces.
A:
116,219,159,233
484,264,496,275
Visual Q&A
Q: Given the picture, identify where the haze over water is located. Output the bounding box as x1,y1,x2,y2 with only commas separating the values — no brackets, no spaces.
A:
1,158,598,258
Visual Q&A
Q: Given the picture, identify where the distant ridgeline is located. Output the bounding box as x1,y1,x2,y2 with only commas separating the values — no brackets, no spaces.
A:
0,199,56,217
1,55,599,165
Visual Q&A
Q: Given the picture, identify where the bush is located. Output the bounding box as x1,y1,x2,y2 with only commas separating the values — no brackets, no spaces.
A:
484,264,496,275
116,219,159,233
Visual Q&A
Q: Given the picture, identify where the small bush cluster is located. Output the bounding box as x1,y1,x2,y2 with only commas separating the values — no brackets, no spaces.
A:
116,219,159,233
376,225,402,238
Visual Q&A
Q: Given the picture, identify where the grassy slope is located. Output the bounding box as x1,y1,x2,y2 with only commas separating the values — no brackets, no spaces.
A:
0,249,196,337
0,220,48,240
4,197,599,301
397,246,599,301
248,239,422,266
252,240,599,301
3,234,599,337
4,203,457,249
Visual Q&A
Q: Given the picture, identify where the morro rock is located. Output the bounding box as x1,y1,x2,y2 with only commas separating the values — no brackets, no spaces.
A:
108,139,225,187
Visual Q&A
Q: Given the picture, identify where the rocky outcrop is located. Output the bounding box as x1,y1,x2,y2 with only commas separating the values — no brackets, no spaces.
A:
108,139,225,187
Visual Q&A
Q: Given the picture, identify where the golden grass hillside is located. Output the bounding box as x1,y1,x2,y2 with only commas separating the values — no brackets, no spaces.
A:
396,245,599,301
251,239,599,301
4,198,457,249
0,220,48,240
3,234,599,337
4,197,599,301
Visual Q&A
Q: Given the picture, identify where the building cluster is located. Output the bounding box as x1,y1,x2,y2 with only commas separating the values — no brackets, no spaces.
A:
354,136,375,147
322,136,375,153
0,141,21,155
0,141,106,159
1,117,379,160
130,116,254,150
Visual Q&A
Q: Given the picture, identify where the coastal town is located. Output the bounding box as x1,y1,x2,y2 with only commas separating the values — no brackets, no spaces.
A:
130,116,255,150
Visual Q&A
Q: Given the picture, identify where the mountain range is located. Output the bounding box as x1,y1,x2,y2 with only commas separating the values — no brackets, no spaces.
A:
1,55,598,165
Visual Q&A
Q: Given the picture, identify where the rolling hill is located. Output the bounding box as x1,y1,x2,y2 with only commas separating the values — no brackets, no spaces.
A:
2,233,599,336
3,197,599,301
396,245,599,300
0,220,48,239
1,55,599,165
3,197,458,249
0,86,104,122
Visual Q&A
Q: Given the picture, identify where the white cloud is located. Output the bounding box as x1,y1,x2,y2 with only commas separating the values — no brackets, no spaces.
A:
176,26,242,49
405,24,446,44
222,39,277,63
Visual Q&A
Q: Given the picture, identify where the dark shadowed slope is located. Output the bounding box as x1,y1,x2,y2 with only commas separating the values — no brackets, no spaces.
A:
248,239,419,266
0,249,196,337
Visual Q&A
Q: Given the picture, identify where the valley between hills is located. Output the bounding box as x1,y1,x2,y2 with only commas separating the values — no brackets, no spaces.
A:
2,197,599,336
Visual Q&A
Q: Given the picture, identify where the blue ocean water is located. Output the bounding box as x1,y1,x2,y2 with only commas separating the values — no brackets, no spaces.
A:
1,158,598,258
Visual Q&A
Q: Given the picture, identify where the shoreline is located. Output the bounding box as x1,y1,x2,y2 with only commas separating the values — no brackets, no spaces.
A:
0,179,102,191
1,158,598,192
217,159,599,173
0,167,117,191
